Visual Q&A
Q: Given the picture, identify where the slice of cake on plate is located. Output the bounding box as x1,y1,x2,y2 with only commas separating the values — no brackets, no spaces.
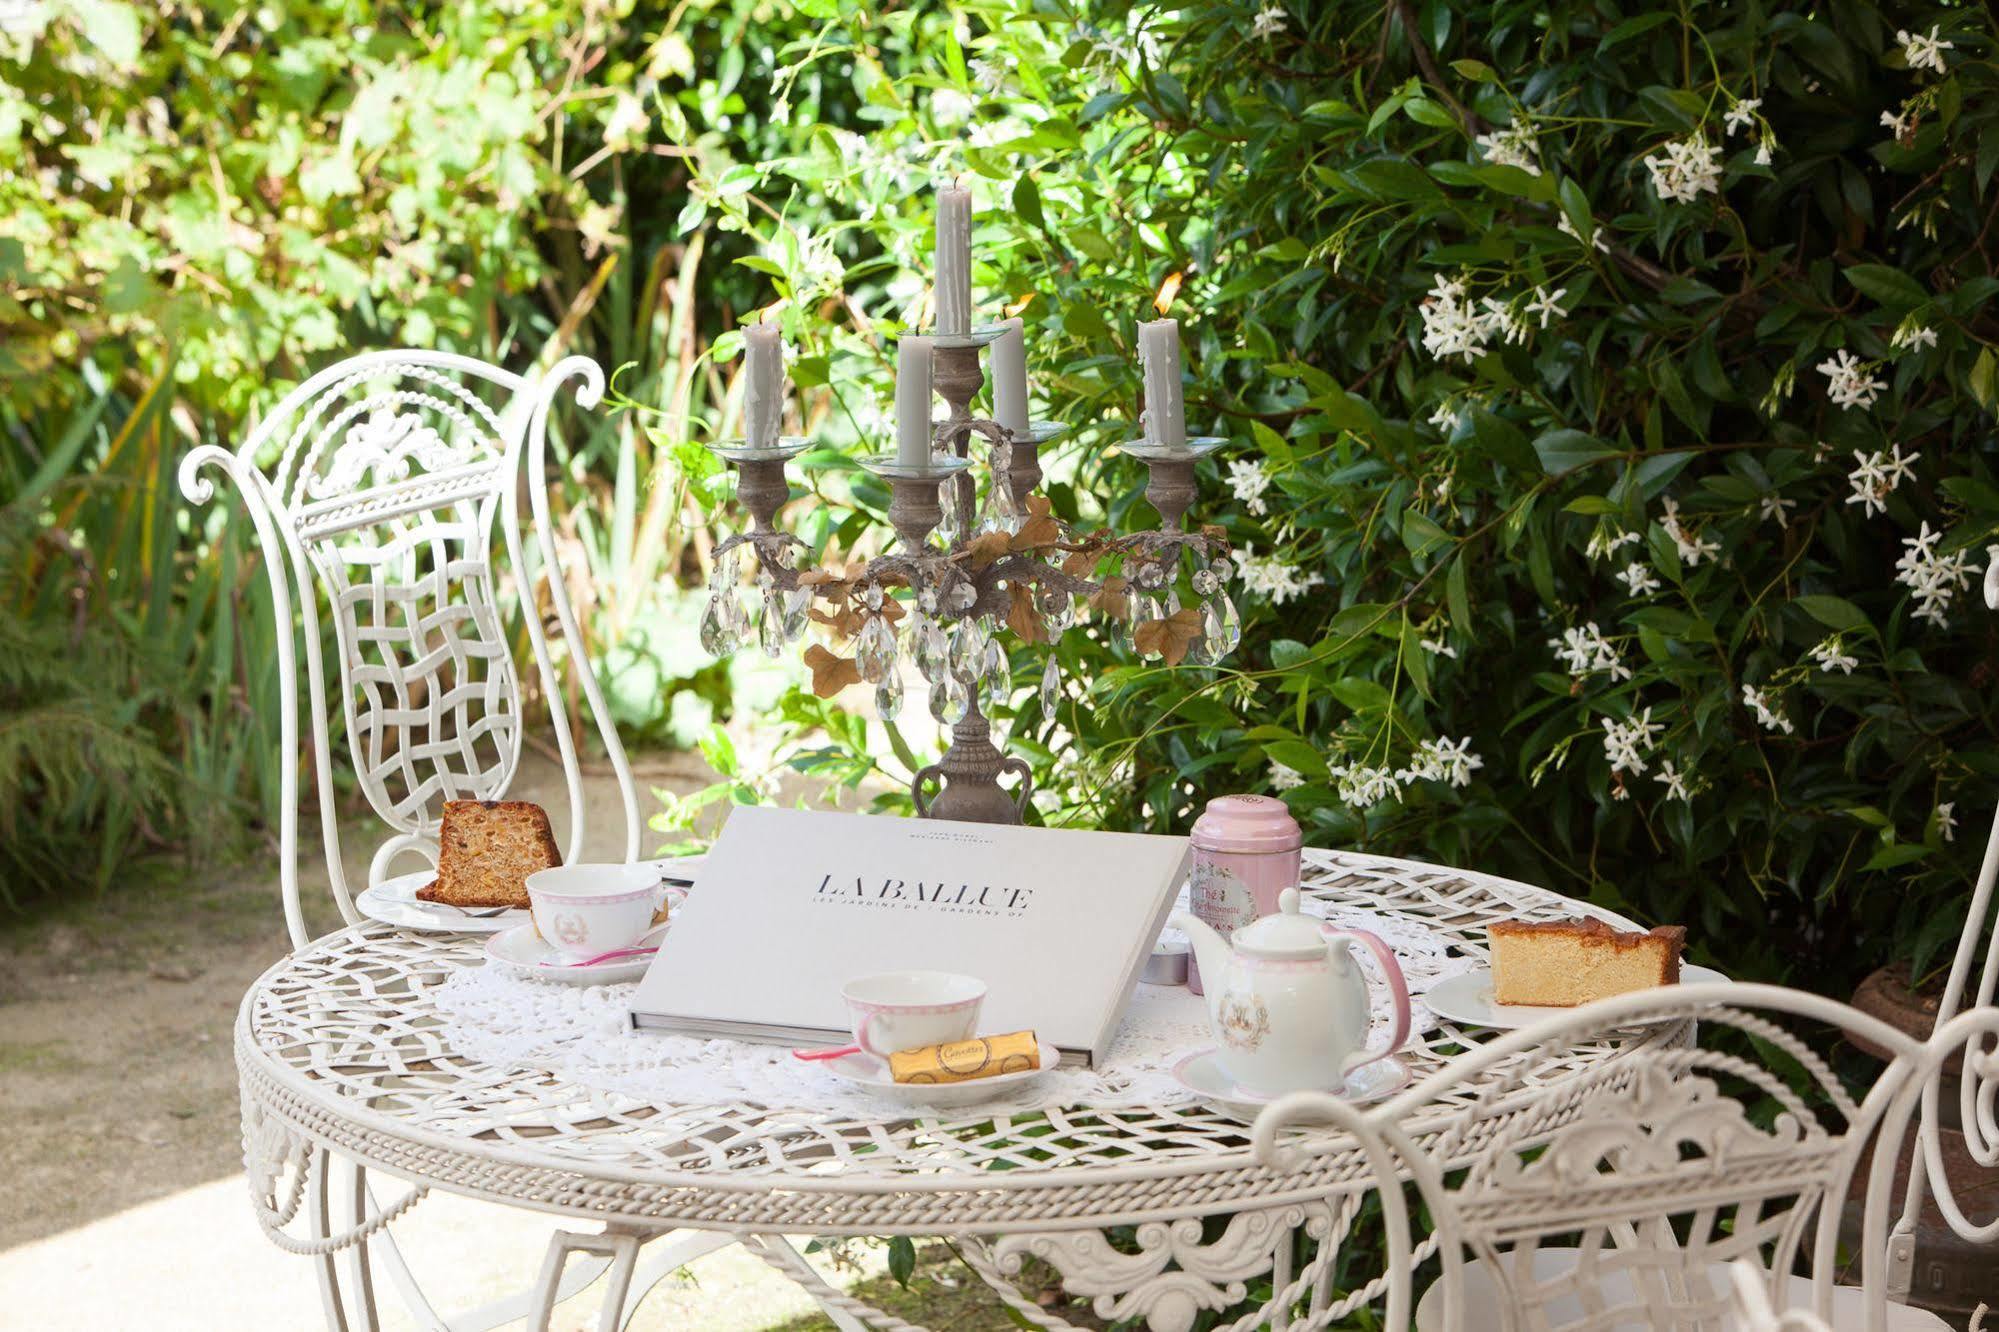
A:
415,799,561,909
1488,917,1685,1006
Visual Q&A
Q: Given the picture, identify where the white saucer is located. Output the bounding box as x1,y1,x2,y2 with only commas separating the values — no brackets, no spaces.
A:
357,855,703,935
483,924,656,986
818,1038,1061,1108
1423,963,1729,1030
1171,1048,1409,1124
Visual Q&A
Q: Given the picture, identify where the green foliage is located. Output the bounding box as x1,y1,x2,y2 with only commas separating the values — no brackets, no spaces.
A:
637,0,1999,997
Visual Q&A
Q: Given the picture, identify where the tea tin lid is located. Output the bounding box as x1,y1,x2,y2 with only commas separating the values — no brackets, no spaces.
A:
1190,793,1302,852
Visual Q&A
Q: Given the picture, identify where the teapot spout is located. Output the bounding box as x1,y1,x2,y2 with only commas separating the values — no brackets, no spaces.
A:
1169,911,1230,1000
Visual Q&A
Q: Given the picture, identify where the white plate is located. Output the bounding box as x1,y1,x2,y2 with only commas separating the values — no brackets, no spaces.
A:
1171,1048,1409,1124
356,855,703,935
1423,963,1729,1030
817,1039,1061,1108
483,924,656,986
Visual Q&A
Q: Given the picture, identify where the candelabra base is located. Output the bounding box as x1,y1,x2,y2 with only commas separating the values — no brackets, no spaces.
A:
911,692,1033,824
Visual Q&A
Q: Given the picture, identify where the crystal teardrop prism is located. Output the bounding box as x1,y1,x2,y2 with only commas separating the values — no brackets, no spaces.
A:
699,594,732,656
856,615,897,683
950,618,988,680
1219,591,1242,653
759,588,785,659
913,615,949,681
1039,656,1061,713
875,668,904,721
980,639,1009,700
783,586,812,642
708,548,739,594
933,671,970,725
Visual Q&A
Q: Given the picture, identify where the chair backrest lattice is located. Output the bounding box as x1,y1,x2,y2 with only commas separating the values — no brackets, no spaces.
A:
1253,984,1983,1332
180,351,638,948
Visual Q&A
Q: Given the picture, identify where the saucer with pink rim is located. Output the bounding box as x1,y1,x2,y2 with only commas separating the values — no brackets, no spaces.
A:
1170,1049,1409,1124
484,925,654,986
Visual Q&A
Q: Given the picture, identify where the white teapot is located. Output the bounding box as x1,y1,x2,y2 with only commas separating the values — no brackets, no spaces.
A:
1171,887,1410,1097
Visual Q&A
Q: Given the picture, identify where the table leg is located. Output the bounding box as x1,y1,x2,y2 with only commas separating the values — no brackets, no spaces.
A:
308,1148,350,1332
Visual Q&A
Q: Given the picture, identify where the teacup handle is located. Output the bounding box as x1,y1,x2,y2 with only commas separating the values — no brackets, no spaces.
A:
854,1010,891,1060
1322,926,1411,1076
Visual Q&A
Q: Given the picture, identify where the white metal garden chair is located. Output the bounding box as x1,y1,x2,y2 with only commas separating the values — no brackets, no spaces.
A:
178,350,745,1332
1252,982,1993,1332
1882,556,1999,1301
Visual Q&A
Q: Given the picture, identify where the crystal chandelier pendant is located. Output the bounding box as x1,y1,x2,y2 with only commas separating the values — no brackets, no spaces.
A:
1215,591,1242,656
698,594,733,656
875,668,904,721
979,639,1008,700
1038,586,1073,635
758,587,785,659
1104,615,1128,653
947,580,977,614
933,671,970,725
708,547,740,595
782,586,812,642
913,614,949,681
937,500,960,545
856,614,897,683
1038,656,1061,713
950,617,989,680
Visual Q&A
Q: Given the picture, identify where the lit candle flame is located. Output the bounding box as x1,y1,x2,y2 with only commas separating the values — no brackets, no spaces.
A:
1152,271,1183,317
1004,292,1036,317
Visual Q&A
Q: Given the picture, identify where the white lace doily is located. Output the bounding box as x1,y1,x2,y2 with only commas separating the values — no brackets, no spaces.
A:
431,896,1475,1122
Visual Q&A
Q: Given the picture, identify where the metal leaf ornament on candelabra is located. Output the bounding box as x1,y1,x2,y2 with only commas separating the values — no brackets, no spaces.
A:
701,327,1237,825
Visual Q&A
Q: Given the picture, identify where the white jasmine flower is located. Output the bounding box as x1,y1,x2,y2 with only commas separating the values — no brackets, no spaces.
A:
1642,132,1724,204
1329,762,1402,810
1617,561,1662,596
968,56,1007,93
1723,98,1761,137
1754,138,1775,167
1474,122,1541,176
1418,272,1499,362
1524,285,1568,329
1226,458,1272,516
1894,521,1975,626
1816,349,1888,410
1881,107,1914,141
1419,636,1458,659
1986,544,1999,610
1937,801,1957,842
1660,497,1721,566
1586,527,1643,562
1601,708,1664,775
1404,736,1483,788
1427,400,1463,432
604,91,650,150
1759,493,1797,528
1236,545,1325,606
1251,5,1286,38
1899,26,1953,75
1741,683,1795,735
1654,760,1692,802
1268,760,1305,792
1844,445,1919,517
1549,621,1632,681
1891,320,1939,353
1557,213,1611,253
1808,635,1859,674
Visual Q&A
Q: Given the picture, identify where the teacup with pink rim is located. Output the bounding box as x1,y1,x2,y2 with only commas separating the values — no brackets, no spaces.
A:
526,863,681,964
840,970,986,1059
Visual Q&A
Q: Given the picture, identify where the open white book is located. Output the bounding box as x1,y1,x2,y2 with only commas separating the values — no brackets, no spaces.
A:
628,807,1191,1068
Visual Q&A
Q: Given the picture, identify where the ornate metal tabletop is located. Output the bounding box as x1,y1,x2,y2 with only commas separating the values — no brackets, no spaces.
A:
237,848,1684,1330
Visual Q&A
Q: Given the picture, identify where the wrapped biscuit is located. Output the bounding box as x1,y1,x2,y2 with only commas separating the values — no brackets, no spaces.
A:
888,1031,1041,1085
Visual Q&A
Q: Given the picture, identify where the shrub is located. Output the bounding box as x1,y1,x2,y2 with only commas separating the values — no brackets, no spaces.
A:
646,0,1999,993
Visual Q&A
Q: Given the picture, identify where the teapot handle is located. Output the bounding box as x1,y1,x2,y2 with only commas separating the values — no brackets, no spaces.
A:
1321,927,1411,1076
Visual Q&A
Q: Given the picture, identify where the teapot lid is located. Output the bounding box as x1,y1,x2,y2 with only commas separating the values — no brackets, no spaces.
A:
1230,887,1326,958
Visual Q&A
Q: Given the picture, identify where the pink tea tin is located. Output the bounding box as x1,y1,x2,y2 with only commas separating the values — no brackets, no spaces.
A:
1186,794,1303,994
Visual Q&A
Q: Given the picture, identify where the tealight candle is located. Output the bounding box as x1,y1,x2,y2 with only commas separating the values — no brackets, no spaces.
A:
990,317,1031,439
896,335,936,466
1137,317,1185,447
934,182,973,337
742,320,785,450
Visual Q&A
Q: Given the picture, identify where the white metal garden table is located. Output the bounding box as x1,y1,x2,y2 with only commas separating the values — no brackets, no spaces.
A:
237,847,1688,1332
